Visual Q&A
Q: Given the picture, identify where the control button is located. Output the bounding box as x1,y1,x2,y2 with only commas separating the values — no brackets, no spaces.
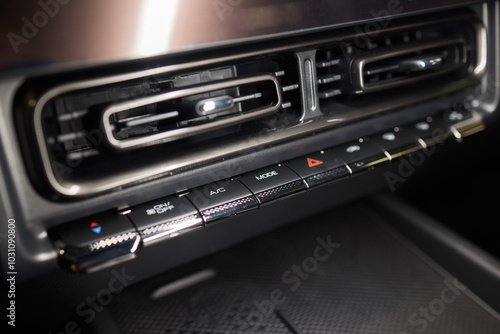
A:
286,151,350,188
442,109,473,125
127,196,203,245
407,117,453,147
239,164,306,205
371,128,424,160
442,109,484,139
331,139,390,174
187,179,258,223
50,212,141,273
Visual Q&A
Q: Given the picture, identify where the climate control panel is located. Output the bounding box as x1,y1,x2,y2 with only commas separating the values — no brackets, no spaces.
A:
49,108,483,273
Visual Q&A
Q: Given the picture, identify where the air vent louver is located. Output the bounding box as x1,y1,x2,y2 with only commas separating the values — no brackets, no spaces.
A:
351,37,468,94
315,51,348,100
26,54,301,196
316,19,482,109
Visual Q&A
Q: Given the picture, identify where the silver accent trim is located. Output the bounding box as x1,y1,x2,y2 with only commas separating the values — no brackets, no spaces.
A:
450,126,464,142
57,233,142,273
476,1,500,113
141,214,203,244
88,231,139,252
473,20,488,77
102,75,282,149
452,110,486,138
383,150,393,161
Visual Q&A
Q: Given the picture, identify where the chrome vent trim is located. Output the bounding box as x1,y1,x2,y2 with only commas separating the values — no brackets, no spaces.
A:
102,75,282,149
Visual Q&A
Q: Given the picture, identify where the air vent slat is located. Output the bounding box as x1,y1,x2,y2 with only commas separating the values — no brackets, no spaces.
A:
318,89,342,99
317,59,340,68
57,110,88,122
317,74,341,85
232,92,263,103
66,149,100,161
282,84,299,92
57,132,85,143
364,64,401,76
124,111,180,127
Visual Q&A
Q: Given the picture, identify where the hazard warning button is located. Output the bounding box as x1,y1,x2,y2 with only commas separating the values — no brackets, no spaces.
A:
286,150,351,188
307,157,324,168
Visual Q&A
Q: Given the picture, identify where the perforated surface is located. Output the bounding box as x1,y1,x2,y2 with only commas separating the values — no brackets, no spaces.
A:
201,196,257,222
109,202,500,333
256,180,306,203
304,167,350,188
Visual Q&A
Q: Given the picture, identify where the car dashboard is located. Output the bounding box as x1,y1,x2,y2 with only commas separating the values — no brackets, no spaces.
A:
1,1,500,333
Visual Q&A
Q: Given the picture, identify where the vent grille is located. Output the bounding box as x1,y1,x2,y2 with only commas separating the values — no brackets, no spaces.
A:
315,51,347,100
46,56,300,157
316,19,481,109
352,37,467,94
16,10,485,198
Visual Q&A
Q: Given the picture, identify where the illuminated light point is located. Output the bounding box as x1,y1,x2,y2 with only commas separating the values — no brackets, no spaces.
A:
203,101,216,112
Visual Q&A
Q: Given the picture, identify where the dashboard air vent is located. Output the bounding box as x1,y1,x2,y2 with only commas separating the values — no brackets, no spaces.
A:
351,38,467,94
316,16,484,110
15,9,485,199
18,54,301,197
103,74,282,149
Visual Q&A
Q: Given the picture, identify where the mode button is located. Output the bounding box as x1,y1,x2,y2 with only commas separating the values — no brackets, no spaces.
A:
239,164,306,205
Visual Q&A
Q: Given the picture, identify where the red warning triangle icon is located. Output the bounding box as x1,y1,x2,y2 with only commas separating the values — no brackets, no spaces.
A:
307,157,324,168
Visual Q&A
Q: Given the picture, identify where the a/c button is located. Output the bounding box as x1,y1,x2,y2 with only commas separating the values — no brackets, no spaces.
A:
187,179,258,223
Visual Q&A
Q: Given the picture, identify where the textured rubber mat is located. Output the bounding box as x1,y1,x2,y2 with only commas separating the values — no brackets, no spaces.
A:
108,202,500,333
